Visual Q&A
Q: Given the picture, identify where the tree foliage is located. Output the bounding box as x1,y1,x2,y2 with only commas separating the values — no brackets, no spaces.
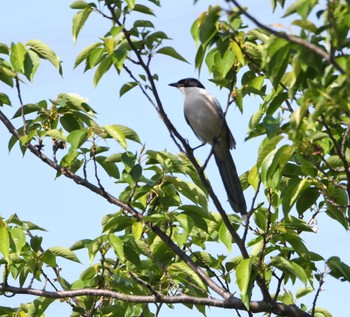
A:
1,0,350,316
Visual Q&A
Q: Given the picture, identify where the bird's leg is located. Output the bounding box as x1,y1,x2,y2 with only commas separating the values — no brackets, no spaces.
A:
201,144,215,172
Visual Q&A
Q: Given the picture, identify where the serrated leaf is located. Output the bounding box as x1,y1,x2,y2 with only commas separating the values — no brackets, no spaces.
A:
270,256,308,284
48,246,81,263
219,222,232,252
157,46,189,63
168,262,207,290
74,42,102,68
72,7,92,43
24,49,40,81
26,40,62,75
0,219,10,262
10,42,27,73
236,258,252,309
93,55,112,86
109,234,125,262
95,155,120,179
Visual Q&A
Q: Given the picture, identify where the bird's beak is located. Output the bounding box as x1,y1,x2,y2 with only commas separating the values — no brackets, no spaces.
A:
169,82,180,88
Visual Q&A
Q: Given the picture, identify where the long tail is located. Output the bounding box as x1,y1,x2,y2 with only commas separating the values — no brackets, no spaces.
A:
214,149,247,216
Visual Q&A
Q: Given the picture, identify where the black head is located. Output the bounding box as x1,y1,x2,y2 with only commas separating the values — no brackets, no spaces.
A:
169,78,205,89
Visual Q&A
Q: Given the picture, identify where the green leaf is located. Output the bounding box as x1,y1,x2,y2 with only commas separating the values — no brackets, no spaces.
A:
70,1,91,9
263,144,295,188
72,7,92,43
0,92,11,106
103,124,140,148
0,63,15,87
27,297,55,317
120,82,139,97
176,213,194,233
313,307,333,317
247,165,259,190
24,49,40,81
133,4,155,16
47,246,81,263
236,258,252,309
296,187,320,214
219,221,232,252
270,256,308,284
296,287,313,299
0,219,10,262
199,6,221,45
132,221,143,240
266,38,291,88
168,262,207,291
156,46,189,63
93,55,112,86
26,40,62,75
9,227,26,255
134,20,154,28
67,129,88,149
283,0,317,19
230,41,245,65
327,256,350,282
45,129,67,142
10,42,27,73
0,42,9,55
125,0,135,10
42,250,58,267
95,155,120,179
74,42,102,68
109,234,125,262
213,48,235,78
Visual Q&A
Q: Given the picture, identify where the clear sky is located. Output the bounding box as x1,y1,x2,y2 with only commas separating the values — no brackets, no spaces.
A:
0,1,349,316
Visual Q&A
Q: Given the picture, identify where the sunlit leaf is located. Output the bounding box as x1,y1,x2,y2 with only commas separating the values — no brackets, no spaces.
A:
157,46,189,63
48,246,81,263
26,40,62,75
72,7,92,43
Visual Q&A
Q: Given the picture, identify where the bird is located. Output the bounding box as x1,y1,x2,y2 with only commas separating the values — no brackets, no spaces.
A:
169,78,247,216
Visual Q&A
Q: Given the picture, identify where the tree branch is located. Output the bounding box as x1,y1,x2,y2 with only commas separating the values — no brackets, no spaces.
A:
227,0,345,74
102,3,249,257
0,283,312,317
0,109,230,301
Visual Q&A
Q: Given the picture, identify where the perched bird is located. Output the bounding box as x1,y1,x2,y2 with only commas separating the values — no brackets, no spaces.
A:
169,78,247,216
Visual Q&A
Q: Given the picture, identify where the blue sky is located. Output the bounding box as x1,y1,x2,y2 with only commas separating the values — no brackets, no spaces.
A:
0,1,349,316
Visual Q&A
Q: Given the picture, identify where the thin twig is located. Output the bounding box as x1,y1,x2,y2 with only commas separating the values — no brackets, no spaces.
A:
15,76,27,134
227,0,345,74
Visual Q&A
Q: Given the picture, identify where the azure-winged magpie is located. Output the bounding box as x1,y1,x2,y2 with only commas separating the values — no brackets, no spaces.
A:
169,78,247,216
